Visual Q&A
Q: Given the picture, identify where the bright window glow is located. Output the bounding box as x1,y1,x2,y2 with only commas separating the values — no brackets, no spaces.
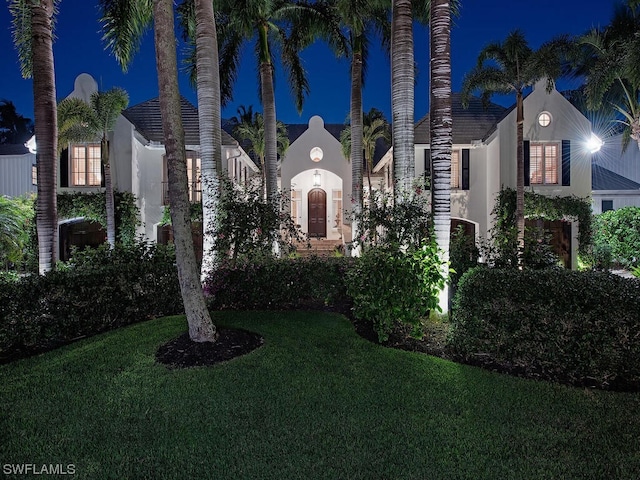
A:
310,147,323,162
71,144,101,186
538,112,552,127
530,143,558,185
451,150,460,188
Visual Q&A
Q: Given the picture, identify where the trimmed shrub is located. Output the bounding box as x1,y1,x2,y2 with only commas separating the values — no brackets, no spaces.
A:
0,242,181,363
450,267,640,390
205,256,353,311
346,240,447,342
592,206,640,268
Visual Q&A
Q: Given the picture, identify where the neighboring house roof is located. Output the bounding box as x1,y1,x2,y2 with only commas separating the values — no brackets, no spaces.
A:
0,144,30,155
414,93,508,145
122,97,238,146
592,164,640,191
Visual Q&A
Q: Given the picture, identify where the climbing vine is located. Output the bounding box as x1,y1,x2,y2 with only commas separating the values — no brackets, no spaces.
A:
57,191,140,244
493,188,592,257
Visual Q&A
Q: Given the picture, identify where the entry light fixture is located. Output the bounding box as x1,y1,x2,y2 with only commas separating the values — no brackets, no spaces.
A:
587,133,604,154
313,170,321,187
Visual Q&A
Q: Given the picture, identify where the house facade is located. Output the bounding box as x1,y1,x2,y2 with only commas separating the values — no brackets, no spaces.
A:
376,81,594,269
55,73,256,258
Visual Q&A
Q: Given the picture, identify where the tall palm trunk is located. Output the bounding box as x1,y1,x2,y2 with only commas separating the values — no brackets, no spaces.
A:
102,134,116,247
430,0,452,312
195,0,222,283
350,39,364,250
516,91,525,266
31,0,58,274
153,0,217,343
259,25,278,205
391,0,415,200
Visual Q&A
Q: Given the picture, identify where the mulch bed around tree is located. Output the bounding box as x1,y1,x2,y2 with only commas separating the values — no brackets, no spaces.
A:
156,328,264,369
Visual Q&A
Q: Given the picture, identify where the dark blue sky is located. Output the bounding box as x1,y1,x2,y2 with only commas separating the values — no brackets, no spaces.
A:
1,0,618,127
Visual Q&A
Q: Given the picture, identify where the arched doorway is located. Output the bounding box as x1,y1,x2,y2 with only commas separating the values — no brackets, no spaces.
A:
308,188,327,238
59,218,106,262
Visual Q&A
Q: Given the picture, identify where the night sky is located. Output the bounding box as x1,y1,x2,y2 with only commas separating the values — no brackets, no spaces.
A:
0,0,618,128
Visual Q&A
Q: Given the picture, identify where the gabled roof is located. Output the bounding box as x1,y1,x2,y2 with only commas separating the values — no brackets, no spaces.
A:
0,144,30,156
414,93,508,145
122,97,237,146
592,164,640,191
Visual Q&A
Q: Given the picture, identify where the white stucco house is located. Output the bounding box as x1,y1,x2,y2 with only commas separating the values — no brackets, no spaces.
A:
55,73,257,260
374,81,595,269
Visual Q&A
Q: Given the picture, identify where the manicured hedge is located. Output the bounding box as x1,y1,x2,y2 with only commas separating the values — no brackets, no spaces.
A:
0,243,182,363
449,267,640,390
205,256,354,311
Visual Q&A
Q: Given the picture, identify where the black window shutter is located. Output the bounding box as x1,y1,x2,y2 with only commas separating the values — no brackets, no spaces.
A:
461,149,470,190
562,140,571,186
60,148,69,187
524,140,530,187
424,148,431,188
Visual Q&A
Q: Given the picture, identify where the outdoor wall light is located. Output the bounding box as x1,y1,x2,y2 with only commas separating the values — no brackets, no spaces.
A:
587,133,604,154
313,170,321,187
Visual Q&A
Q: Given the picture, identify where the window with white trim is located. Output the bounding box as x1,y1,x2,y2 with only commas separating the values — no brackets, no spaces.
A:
71,144,101,186
451,150,460,189
530,143,559,185
291,190,302,225
332,189,342,228
31,165,37,185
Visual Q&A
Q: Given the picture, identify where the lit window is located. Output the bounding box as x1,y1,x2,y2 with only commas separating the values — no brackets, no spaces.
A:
451,150,460,189
31,165,37,185
332,190,342,228
538,112,552,127
530,143,558,185
162,152,202,204
71,144,101,186
291,190,302,224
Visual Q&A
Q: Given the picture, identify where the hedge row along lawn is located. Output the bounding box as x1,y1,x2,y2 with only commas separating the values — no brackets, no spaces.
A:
1,311,639,479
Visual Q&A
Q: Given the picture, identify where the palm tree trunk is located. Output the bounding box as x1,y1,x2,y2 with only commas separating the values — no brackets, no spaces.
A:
102,135,116,248
350,41,364,252
391,0,415,200
195,0,222,283
259,25,278,205
516,91,525,267
31,0,58,274
153,0,217,343
430,0,452,312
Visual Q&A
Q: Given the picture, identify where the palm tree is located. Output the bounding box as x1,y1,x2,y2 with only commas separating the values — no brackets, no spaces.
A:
579,1,640,150
100,0,217,343
9,0,59,274
330,0,389,231
340,108,390,193
391,0,414,197
57,89,129,248
461,30,574,266
211,0,330,206
230,105,290,197
0,99,34,144
429,0,453,311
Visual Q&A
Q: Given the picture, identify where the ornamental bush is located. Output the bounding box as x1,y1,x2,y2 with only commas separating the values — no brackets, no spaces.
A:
0,242,181,363
205,256,353,311
346,239,447,342
450,267,640,390
592,206,640,268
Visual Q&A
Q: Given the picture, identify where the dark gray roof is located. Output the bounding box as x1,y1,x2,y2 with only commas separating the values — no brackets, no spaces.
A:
0,144,30,155
414,93,508,144
592,164,640,191
122,97,237,146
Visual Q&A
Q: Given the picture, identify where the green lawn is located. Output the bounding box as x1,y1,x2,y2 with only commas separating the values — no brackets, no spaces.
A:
1,311,639,479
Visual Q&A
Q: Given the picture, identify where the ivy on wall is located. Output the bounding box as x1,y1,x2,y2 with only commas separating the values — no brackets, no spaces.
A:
493,188,592,256
57,191,140,244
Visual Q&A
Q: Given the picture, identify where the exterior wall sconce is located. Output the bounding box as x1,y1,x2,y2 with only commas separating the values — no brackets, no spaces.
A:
313,170,321,187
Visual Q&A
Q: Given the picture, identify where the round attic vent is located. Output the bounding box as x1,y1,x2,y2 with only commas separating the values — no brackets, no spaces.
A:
310,147,323,162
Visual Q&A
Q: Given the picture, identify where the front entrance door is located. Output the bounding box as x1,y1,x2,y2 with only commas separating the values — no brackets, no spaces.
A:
308,188,327,238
